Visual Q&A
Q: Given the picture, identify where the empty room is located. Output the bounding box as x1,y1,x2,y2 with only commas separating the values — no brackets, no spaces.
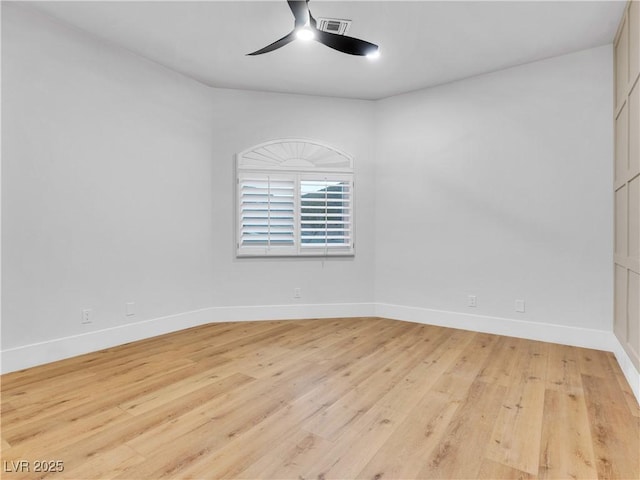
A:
1,0,639,479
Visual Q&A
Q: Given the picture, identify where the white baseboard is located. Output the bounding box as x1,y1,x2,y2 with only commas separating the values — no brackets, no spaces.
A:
3,301,638,406
610,337,640,405
374,303,616,350
0,302,376,374
375,302,639,404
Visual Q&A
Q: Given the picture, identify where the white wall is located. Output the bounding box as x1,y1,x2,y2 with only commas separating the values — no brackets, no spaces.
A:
205,87,376,309
375,46,613,331
1,4,375,353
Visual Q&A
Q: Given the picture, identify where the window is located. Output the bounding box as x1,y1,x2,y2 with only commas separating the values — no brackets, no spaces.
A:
236,139,354,257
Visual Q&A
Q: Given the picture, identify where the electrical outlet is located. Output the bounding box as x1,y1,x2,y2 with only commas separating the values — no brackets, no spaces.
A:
81,309,93,324
468,295,477,307
515,299,525,313
294,287,301,299
125,302,135,317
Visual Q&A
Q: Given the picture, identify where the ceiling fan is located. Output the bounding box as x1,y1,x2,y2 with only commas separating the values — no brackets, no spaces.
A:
247,0,379,58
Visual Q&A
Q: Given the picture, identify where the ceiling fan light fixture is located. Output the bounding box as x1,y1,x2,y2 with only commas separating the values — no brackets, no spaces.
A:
295,27,315,41
366,48,380,59
247,0,379,57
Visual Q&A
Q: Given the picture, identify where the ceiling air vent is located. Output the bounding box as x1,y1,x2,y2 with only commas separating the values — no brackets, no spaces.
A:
316,17,352,36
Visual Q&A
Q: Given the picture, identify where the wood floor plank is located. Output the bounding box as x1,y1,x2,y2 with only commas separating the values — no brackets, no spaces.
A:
54,444,146,480
303,323,433,440
160,387,338,479
545,343,583,394
1,326,203,391
274,318,363,350
118,365,236,416
430,332,500,402
374,328,476,414
1,437,11,452
1,370,97,404
327,324,450,410
2,406,131,450
416,379,507,479
266,326,447,451
121,372,293,457
2,373,255,476
1,318,637,480
117,341,371,475
356,390,460,480
538,388,597,479
233,345,315,379
477,335,523,387
235,430,332,480
582,373,640,480
125,321,397,466
180,323,302,363
485,339,549,475
3,344,194,421
2,356,105,392
478,459,536,479
234,319,389,379
2,358,199,432
576,346,612,378
299,404,408,480
357,331,494,480
302,318,406,364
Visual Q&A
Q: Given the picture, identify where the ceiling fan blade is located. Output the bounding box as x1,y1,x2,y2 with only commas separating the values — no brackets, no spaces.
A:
247,30,296,56
288,0,311,28
314,30,379,56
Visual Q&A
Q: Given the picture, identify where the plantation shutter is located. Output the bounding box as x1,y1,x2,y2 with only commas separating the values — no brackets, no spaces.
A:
238,175,296,253
300,178,352,250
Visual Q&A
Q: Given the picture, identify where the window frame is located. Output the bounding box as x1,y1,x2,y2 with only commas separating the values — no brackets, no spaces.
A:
236,139,355,258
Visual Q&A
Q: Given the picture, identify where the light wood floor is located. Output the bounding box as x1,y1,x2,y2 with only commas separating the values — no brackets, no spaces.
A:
1,317,639,480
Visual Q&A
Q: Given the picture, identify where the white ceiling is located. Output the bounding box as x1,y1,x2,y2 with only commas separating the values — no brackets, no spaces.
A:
28,0,626,100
